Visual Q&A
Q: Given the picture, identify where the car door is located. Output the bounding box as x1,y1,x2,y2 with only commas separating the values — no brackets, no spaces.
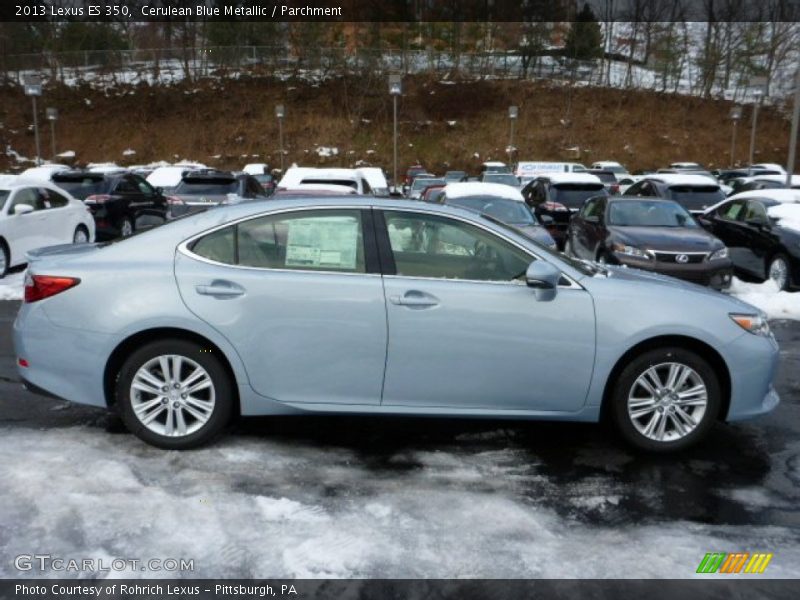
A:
378,209,596,412
568,197,595,259
174,207,387,406
741,200,776,279
708,200,752,275
4,187,42,258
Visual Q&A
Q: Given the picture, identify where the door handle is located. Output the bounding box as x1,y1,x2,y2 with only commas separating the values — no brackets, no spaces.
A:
389,291,439,308
195,281,245,298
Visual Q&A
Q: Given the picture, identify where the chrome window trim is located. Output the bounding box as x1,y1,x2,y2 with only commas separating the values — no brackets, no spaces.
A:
177,203,584,288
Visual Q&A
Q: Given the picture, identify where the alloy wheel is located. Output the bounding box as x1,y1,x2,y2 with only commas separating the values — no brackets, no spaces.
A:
627,362,708,443
768,257,789,291
130,354,216,438
120,219,134,237
73,228,88,244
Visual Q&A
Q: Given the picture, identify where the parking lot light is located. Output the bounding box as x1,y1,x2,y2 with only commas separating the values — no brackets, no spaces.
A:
23,75,42,166
786,68,800,186
728,106,742,167
389,74,402,193
508,105,519,161
748,76,767,176
46,107,58,160
275,104,285,172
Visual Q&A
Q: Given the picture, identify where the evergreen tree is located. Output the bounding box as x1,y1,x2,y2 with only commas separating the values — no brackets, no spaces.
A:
564,3,603,61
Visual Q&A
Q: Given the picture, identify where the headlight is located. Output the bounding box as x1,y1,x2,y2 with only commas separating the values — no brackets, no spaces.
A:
611,242,651,259
730,313,771,337
709,247,729,260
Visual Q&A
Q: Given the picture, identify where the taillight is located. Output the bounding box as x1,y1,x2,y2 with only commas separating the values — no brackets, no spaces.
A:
543,201,568,212
85,194,111,204
24,274,81,303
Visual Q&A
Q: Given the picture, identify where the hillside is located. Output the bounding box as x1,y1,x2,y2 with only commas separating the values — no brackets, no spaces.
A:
0,74,794,175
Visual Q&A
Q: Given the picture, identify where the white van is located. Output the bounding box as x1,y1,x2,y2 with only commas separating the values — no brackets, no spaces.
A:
515,161,587,183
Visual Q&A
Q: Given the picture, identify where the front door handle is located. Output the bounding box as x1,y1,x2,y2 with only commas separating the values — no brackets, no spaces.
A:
195,280,245,298
389,291,439,308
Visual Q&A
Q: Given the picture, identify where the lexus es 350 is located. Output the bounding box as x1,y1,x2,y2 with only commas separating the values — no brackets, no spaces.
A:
13,197,780,452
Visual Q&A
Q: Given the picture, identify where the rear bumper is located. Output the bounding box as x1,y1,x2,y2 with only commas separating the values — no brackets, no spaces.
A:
614,254,733,289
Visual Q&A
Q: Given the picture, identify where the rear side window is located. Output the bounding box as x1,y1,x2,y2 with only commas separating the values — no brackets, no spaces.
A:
667,186,725,211
190,210,365,273
552,184,605,208
52,177,110,199
39,187,69,208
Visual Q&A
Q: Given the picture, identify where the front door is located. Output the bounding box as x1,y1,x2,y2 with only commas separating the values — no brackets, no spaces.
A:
378,209,596,412
174,208,387,406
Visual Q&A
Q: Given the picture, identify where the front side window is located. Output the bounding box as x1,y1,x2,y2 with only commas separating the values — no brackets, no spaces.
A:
383,211,530,282
744,201,769,224
718,200,745,221
190,209,365,273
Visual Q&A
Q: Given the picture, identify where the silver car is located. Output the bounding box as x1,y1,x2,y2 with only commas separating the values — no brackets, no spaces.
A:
14,197,780,451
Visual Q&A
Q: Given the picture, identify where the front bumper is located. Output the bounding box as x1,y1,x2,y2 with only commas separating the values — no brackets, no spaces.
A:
724,330,781,421
613,254,733,289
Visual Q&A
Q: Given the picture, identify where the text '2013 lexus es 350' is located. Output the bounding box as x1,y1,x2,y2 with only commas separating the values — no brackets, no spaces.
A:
14,197,780,452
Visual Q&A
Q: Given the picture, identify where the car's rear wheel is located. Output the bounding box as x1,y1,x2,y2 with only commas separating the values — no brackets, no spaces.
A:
116,339,233,449
0,241,8,279
119,217,134,238
767,254,790,291
73,225,89,244
610,347,721,452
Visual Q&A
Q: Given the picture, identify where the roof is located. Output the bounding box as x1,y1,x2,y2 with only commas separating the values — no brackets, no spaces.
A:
356,167,388,189
541,172,603,185
752,163,786,173
146,166,195,188
242,163,269,175
648,174,720,187
444,181,524,201
753,174,800,186
18,164,70,181
482,161,507,167
280,183,357,194
727,188,800,203
279,167,361,187
669,162,703,168
592,161,623,167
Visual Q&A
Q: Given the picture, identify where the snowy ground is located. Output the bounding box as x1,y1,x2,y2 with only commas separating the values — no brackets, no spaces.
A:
0,269,24,301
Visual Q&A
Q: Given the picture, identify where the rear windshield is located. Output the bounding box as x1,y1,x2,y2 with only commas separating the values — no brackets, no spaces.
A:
254,174,273,183
591,172,617,183
608,200,697,228
448,196,535,225
666,186,725,211
175,180,238,195
552,184,605,208
411,178,445,191
52,177,111,199
482,165,511,174
301,178,358,190
483,174,520,186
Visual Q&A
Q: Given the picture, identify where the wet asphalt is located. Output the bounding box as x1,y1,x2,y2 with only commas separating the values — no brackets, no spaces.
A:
0,300,799,530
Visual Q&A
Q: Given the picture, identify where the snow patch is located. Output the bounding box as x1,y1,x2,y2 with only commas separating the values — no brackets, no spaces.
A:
56,150,76,159
122,149,136,157
729,278,800,321
0,270,25,301
315,147,338,158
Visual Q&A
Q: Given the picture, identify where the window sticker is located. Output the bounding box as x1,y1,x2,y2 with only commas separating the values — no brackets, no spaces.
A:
285,216,359,270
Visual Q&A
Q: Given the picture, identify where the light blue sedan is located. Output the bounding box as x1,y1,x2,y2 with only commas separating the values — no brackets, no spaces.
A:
13,197,780,451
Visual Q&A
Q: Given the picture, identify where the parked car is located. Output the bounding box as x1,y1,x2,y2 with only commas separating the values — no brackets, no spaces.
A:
14,197,780,453
715,168,782,186
279,167,373,195
616,174,643,195
146,166,198,194
444,170,467,183
521,172,607,249
588,169,620,195
273,184,358,197
357,167,390,197
698,191,800,290
169,170,268,217
567,197,732,289
420,184,446,203
408,177,446,200
669,162,705,171
441,182,556,248
591,161,629,175
0,180,94,278
18,164,70,182
404,165,429,190
242,163,276,195
480,161,511,175
52,170,168,240
727,177,786,196
623,174,727,215
479,172,520,187
516,161,587,185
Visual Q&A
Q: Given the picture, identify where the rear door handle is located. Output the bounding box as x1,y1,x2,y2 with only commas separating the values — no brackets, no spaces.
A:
195,281,245,298
389,291,439,308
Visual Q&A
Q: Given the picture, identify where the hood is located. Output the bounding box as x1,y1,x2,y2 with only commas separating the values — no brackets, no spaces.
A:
607,226,722,252
513,224,557,247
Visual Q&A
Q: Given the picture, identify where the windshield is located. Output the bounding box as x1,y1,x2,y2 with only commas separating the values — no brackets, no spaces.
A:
483,174,520,186
608,200,697,228
412,178,445,191
666,185,725,211
482,165,510,173
552,184,605,208
448,196,536,225
175,180,238,195
52,178,111,199
254,174,273,183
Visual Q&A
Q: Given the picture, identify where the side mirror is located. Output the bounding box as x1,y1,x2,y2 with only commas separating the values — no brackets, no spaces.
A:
13,203,34,215
525,260,561,302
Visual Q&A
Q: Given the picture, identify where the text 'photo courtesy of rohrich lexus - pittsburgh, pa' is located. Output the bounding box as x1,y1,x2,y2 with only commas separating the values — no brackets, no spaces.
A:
13,196,780,452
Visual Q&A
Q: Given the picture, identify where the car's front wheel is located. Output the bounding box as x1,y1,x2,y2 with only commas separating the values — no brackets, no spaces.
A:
116,339,233,449
610,347,721,452
767,254,790,291
73,225,89,244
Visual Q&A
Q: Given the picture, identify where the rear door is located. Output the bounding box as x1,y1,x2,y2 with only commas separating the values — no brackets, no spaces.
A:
4,187,42,257
36,187,73,245
708,200,752,275
174,207,387,406
377,208,596,412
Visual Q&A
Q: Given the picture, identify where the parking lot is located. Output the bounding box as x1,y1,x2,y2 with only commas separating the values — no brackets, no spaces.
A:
1,296,798,578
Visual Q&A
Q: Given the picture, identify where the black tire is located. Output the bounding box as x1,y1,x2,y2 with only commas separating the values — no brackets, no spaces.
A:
73,225,89,244
0,240,8,279
610,347,721,452
116,339,234,449
596,250,610,265
119,216,134,238
767,253,791,291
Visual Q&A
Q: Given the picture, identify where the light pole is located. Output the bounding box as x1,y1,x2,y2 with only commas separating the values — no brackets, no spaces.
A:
748,76,767,175
786,67,800,187
275,104,285,172
728,105,742,167
389,74,402,194
508,105,518,163
23,75,42,166
46,107,58,160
